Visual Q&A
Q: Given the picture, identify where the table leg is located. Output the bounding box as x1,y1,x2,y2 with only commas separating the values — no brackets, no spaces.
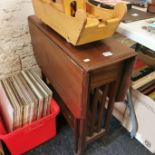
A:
103,81,117,137
74,119,79,153
74,119,87,155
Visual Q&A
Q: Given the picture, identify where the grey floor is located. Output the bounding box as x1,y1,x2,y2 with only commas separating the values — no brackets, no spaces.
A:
25,116,152,155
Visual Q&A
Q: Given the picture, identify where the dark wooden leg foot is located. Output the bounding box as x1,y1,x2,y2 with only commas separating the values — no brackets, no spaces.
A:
74,119,86,155
74,119,79,154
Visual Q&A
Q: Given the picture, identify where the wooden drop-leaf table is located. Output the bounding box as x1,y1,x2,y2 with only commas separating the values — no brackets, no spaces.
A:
28,16,137,155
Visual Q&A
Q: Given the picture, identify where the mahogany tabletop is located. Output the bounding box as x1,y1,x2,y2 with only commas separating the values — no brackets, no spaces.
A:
29,16,137,72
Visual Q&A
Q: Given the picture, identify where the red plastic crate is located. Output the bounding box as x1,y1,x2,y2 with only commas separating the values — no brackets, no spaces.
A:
0,99,60,155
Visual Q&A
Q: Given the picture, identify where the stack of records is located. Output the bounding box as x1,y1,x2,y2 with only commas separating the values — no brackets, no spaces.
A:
132,59,155,100
0,69,52,132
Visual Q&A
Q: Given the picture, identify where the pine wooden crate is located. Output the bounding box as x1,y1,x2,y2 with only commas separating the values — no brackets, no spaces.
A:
32,0,127,46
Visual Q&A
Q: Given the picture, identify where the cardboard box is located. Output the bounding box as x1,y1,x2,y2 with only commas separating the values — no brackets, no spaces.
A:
113,89,155,153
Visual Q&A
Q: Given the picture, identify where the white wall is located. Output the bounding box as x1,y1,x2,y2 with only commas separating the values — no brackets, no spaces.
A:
0,0,40,79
